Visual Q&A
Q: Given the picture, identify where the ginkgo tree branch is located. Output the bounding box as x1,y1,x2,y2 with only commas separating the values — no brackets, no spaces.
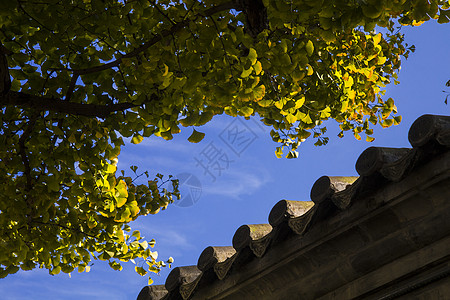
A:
72,1,236,76
0,42,11,96
65,74,79,101
18,113,39,222
31,220,98,239
2,91,138,118
18,114,37,192
72,21,187,75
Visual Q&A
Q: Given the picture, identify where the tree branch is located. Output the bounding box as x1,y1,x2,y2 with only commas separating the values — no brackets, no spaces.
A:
72,1,236,76
65,73,79,101
17,0,54,33
18,113,39,221
149,0,176,25
19,114,38,192
73,21,188,75
202,1,237,16
32,220,97,239
0,42,13,55
2,91,138,118
3,1,238,116
0,42,11,96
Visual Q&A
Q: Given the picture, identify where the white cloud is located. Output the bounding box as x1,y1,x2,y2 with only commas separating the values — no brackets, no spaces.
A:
201,166,271,199
132,224,195,253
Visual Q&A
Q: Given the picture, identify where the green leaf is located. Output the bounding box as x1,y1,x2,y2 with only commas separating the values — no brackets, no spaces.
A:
132,230,141,240
301,113,313,124
179,113,200,127
135,266,147,276
362,4,383,19
381,118,394,128
6,266,19,275
140,240,148,249
160,131,173,140
115,180,128,201
275,147,283,159
240,66,253,78
240,107,254,117
286,150,299,159
286,114,297,124
306,40,314,56
258,99,272,107
306,64,314,76
248,48,257,65
254,61,262,75
294,96,305,109
106,164,116,174
47,175,60,192
187,129,205,143
116,197,127,208
253,84,265,100
437,8,450,23
197,111,214,126
50,266,61,275
149,251,158,261
131,135,144,144
366,135,375,142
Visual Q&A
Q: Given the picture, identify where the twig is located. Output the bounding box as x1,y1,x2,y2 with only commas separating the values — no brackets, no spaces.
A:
32,220,98,239
17,0,54,33
71,1,236,76
65,73,79,101
149,0,176,25
3,91,138,118
18,114,39,192
210,18,237,85
39,70,55,95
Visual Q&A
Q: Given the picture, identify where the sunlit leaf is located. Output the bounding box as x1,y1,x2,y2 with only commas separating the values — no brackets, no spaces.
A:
306,40,314,56
131,135,144,144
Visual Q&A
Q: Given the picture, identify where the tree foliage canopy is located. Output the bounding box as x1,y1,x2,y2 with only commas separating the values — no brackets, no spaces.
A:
1,0,449,281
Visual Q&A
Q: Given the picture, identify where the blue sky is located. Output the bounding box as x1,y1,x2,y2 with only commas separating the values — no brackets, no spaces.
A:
1,20,449,300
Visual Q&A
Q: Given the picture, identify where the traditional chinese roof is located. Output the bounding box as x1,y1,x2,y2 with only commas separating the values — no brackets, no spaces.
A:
137,114,450,300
